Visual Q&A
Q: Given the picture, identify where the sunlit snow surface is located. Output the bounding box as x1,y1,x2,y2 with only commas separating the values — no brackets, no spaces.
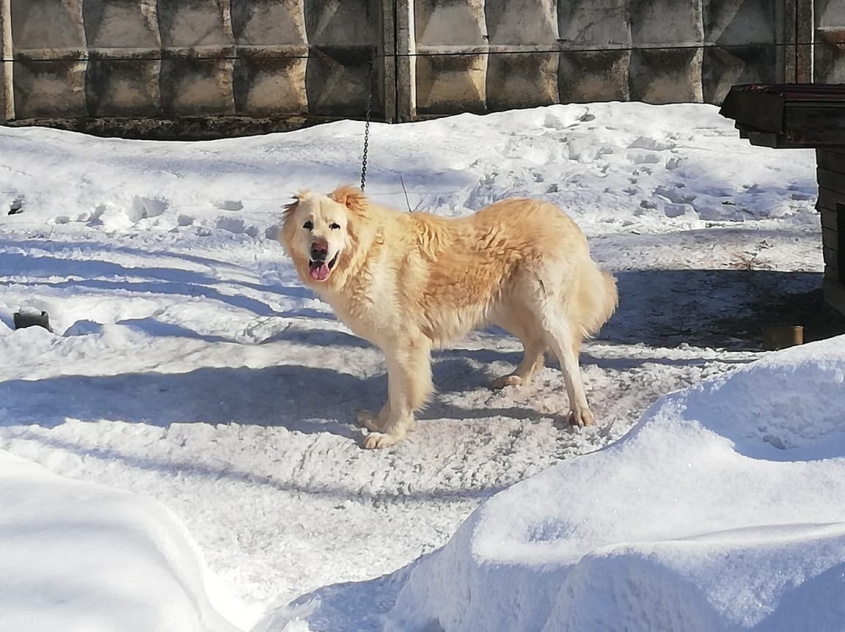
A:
1,102,838,631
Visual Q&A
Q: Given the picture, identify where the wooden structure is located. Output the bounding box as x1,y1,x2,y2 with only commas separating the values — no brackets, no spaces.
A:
720,84,845,315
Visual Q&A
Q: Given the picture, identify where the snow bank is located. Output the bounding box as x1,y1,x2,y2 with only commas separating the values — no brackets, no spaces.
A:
0,450,242,632
383,337,845,632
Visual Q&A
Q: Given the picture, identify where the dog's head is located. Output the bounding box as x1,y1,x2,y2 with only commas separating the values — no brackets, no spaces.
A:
279,186,367,285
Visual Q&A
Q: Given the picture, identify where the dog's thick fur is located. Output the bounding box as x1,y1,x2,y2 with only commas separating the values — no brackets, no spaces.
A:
280,186,617,449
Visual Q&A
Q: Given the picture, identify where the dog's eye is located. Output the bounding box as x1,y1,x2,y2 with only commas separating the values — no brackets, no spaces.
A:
303,220,314,230
329,222,341,230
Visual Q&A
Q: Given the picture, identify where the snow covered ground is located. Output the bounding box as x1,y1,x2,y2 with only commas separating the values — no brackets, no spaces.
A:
0,102,838,630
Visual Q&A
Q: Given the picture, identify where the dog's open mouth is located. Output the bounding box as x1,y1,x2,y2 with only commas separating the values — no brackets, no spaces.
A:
309,252,338,282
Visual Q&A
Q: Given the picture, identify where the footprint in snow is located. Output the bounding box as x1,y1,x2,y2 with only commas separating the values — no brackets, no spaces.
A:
215,200,244,211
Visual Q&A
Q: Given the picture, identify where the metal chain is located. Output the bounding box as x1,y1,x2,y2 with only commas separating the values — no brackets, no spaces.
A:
360,52,375,192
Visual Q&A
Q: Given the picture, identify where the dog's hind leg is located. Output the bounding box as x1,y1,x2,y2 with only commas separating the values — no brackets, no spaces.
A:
537,302,594,427
363,337,433,449
491,308,545,389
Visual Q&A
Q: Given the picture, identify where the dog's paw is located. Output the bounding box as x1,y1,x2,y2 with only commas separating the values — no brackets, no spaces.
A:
363,432,403,450
356,409,382,432
568,408,595,427
492,374,525,389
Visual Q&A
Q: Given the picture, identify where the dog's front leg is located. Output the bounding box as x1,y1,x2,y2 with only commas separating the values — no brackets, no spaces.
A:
363,337,432,449
356,402,390,432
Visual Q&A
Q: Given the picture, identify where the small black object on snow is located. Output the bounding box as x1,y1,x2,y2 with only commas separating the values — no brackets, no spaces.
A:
8,197,24,215
14,308,52,332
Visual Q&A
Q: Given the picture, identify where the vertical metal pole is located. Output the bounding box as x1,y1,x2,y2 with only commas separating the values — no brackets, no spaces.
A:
382,0,397,122
779,0,796,82
0,0,13,121
796,0,814,82
395,0,415,121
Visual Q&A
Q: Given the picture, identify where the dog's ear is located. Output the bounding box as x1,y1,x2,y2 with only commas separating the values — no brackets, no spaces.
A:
283,190,310,222
330,186,367,216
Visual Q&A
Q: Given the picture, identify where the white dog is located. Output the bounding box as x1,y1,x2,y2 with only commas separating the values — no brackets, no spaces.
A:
280,187,617,448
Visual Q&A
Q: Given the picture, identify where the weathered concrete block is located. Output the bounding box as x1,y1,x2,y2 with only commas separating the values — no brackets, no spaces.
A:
486,0,557,44
161,57,235,115
85,56,161,116
234,51,307,115
11,0,85,50
487,53,557,109
82,0,160,48
558,0,630,47
629,48,703,103
158,0,233,48
815,40,845,84
305,47,376,117
415,0,485,46
415,52,486,114
815,1,845,83
559,50,630,102
704,0,775,45
630,0,702,45
13,59,88,117
702,45,777,104
817,0,845,27
305,0,378,46
232,0,306,45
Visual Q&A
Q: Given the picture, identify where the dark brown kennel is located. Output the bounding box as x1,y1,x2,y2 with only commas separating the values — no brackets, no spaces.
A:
720,83,845,315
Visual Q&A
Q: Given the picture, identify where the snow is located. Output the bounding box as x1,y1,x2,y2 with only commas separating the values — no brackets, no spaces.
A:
374,338,845,632
0,101,838,630
0,450,240,632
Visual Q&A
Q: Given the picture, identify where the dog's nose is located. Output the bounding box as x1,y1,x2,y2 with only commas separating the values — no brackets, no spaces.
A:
310,240,329,261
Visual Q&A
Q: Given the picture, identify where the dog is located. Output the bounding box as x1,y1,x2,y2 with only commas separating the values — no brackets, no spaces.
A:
279,186,617,449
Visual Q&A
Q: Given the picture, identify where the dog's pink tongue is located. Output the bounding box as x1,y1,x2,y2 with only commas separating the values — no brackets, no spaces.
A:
310,263,330,281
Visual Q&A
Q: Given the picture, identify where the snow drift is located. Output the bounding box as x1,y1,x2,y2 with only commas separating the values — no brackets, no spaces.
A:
0,451,241,632
381,337,845,632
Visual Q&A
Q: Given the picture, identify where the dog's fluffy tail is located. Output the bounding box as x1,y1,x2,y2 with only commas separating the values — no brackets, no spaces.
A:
569,263,618,340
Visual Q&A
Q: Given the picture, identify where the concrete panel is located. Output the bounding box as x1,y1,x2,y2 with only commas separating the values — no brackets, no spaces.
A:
815,1,845,83
486,0,558,44
234,51,307,114
487,53,557,109
83,0,160,48
13,59,88,117
160,57,235,115
704,0,776,44
232,0,306,45
85,56,161,116
305,0,379,46
703,44,777,104
629,48,703,103
415,52,485,114
11,0,85,50
630,0,703,45
158,0,233,48
305,46,377,117
558,0,630,48
816,0,845,28
815,40,845,83
415,0,485,46
559,50,630,102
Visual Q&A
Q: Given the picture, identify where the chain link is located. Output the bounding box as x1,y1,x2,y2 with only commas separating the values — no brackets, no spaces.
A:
360,52,375,192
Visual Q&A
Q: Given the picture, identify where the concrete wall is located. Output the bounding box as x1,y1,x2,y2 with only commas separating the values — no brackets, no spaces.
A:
1,0,381,123
411,0,787,116
0,0,834,132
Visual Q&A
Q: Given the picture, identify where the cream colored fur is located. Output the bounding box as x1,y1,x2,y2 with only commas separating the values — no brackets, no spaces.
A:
279,186,618,449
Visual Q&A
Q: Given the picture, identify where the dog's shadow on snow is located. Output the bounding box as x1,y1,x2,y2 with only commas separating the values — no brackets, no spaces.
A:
0,365,380,436
0,352,555,435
